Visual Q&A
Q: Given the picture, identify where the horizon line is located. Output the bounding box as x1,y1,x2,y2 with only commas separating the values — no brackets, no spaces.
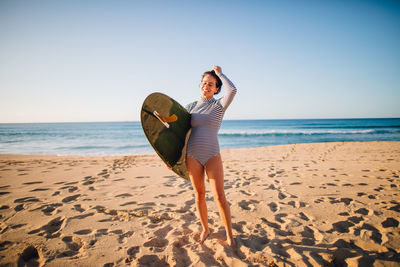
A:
1,117,400,124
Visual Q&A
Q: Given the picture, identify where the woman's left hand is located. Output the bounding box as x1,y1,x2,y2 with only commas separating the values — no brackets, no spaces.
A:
213,66,222,74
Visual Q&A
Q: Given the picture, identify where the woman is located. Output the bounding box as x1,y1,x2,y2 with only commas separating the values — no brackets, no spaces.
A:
185,65,237,246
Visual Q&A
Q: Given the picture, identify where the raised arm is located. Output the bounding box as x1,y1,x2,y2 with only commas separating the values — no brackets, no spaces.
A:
214,66,237,111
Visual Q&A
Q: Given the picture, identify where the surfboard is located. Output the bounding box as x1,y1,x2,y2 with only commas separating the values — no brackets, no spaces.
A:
140,93,191,180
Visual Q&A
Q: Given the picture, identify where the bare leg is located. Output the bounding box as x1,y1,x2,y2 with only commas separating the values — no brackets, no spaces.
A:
205,154,235,246
186,155,210,243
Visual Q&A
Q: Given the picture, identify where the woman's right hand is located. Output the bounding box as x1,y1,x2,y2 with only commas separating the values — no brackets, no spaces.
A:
213,65,222,74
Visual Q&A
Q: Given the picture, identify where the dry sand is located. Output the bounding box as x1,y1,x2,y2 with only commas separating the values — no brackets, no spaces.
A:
0,141,399,266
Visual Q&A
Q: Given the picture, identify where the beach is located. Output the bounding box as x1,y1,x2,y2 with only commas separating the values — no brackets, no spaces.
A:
0,141,399,266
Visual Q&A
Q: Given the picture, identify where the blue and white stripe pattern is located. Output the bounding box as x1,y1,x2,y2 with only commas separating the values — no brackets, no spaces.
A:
186,72,237,166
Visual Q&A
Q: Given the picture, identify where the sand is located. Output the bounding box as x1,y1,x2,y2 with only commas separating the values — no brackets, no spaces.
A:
0,141,399,266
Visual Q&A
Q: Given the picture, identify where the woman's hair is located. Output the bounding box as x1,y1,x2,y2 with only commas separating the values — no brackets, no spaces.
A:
202,70,222,95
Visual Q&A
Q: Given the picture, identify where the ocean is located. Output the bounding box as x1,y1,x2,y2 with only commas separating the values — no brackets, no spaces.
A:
1,118,399,156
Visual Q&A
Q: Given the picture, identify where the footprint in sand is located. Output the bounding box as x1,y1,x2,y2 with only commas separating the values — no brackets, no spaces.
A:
59,185,78,193
300,225,323,243
298,212,311,221
313,198,324,204
65,181,79,185
354,223,383,244
388,204,400,212
120,201,137,207
74,229,92,235
381,218,399,228
329,197,353,206
232,221,246,234
342,183,353,187
348,216,364,224
62,194,81,203
287,201,307,208
18,245,41,266
73,204,85,213
28,216,65,238
178,181,191,189
260,218,281,234
98,169,109,176
374,186,384,192
115,193,133,198
82,176,96,185
14,197,40,203
95,229,108,237
10,224,26,229
14,204,25,212
61,236,84,255
154,225,173,238
61,236,84,251
238,200,259,211
278,192,287,200
138,202,156,208
110,229,123,235
328,220,355,233
41,203,63,216
117,231,134,244
126,246,140,261
266,184,278,190
355,208,370,215
30,188,49,192
148,212,173,225
325,183,338,187
136,255,168,266
0,241,14,251
136,176,150,179
242,234,269,251
239,190,252,196
83,180,95,185
275,213,288,224
267,202,279,212
65,211,92,222
144,236,169,250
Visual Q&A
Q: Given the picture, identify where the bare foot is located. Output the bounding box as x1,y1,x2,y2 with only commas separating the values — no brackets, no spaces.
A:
199,229,210,244
218,237,236,248
227,237,236,247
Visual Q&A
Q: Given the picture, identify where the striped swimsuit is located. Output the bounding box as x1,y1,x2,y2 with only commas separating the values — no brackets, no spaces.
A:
185,72,237,166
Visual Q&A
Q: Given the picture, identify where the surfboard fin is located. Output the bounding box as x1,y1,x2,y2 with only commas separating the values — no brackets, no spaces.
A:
153,111,178,128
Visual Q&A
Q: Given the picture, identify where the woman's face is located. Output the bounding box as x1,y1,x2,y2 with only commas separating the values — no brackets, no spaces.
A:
201,74,218,99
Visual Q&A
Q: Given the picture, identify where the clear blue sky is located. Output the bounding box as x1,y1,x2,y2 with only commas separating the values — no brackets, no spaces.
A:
1,0,399,123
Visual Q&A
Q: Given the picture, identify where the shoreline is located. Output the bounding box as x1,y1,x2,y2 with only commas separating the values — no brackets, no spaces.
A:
0,141,399,266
